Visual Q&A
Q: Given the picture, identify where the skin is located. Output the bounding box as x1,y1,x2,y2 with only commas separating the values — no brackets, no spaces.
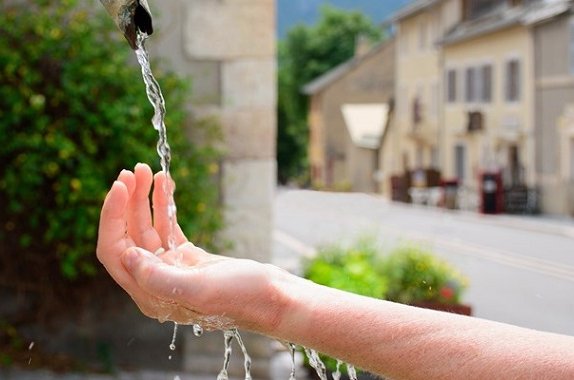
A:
97,163,574,380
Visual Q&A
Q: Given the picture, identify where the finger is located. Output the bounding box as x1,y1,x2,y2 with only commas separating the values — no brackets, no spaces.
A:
96,181,139,291
97,181,130,257
127,163,162,251
152,172,187,248
117,169,136,198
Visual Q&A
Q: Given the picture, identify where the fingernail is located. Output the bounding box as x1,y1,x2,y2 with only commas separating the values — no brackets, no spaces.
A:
122,248,142,270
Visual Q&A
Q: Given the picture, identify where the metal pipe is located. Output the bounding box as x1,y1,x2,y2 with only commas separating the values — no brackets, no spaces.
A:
99,0,153,49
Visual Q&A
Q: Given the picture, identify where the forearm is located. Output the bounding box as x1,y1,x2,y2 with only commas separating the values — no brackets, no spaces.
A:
257,268,574,380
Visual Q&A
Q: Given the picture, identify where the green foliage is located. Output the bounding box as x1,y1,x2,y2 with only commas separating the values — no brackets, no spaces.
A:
304,238,388,299
380,246,469,305
277,5,381,183
0,0,223,294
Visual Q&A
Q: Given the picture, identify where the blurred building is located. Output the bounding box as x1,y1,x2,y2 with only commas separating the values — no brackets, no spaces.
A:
384,0,574,215
532,1,574,215
303,38,395,192
386,0,461,202
440,0,542,212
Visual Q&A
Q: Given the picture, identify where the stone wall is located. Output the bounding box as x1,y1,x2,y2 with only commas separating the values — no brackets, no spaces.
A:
151,0,277,377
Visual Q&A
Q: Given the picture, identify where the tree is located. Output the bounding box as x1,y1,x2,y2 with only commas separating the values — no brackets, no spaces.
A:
277,5,381,184
0,0,223,320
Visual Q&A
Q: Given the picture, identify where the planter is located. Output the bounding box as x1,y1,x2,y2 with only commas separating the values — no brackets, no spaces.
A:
412,301,472,316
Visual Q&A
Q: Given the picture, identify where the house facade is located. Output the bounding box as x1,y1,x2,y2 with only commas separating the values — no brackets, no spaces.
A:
304,39,395,193
441,0,540,212
389,0,461,200
533,3,574,215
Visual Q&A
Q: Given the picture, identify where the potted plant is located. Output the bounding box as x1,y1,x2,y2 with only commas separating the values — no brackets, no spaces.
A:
379,246,471,315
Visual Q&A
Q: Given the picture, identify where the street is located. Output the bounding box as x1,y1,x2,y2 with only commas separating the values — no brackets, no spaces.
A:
273,189,574,337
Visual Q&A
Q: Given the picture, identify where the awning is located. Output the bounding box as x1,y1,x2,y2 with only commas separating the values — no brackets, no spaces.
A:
341,104,390,150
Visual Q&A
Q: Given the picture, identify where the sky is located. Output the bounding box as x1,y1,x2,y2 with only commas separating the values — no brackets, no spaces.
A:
277,0,412,38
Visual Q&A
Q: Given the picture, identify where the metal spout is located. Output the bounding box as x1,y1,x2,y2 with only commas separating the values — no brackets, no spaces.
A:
99,0,153,49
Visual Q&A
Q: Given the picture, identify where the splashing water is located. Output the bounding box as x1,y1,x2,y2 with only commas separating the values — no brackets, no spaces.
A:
288,343,297,380
304,348,328,380
332,359,343,380
347,364,358,380
217,330,235,380
232,329,253,380
169,322,178,351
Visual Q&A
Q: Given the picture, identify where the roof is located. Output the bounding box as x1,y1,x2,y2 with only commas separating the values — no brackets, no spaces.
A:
302,38,393,96
441,0,572,46
341,104,390,150
387,0,441,23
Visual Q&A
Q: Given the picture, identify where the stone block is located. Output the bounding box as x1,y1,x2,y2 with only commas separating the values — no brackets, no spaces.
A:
222,159,276,208
222,59,277,109
221,108,277,160
185,0,275,60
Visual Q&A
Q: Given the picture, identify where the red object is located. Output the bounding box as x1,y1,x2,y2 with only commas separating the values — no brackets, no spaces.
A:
479,171,504,214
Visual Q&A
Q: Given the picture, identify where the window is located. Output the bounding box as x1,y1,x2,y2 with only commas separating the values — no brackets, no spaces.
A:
447,69,457,103
481,64,493,102
506,59,521,102
455,144,466,181
465,67,476,103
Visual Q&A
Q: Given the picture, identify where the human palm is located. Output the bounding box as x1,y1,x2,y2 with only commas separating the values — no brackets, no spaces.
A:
96,163,277,329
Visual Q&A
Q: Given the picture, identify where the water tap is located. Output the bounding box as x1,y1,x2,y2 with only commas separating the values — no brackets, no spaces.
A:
99,0,153,49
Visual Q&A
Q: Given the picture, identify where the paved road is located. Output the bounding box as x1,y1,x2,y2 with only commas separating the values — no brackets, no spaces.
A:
273,189,574,337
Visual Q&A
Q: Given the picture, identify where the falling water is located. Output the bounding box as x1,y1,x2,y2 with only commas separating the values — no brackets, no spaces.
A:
217,330,235,380
134,30,203,354
346,364,358,380
288,343,297,380
232,329,253,380
332,360,343,380
303,348,328,380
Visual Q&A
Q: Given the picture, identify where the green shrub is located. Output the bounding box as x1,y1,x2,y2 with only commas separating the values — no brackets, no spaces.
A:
304,238,388,299
0,0,223,314
380,246,468,305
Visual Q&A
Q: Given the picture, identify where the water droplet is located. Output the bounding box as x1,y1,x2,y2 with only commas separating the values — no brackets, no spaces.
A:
28,342,35,350
169,343,176,351
168,355,172,360
193,324,203,337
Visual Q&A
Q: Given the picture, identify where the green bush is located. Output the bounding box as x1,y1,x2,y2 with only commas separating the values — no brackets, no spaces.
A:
0,1,223,312
304,238,388,299
380,246,468,305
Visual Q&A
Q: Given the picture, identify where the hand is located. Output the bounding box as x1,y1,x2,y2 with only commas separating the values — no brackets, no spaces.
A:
96,164,283,331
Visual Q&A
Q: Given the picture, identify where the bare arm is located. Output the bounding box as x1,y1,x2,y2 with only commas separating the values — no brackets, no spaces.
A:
98,164,574,380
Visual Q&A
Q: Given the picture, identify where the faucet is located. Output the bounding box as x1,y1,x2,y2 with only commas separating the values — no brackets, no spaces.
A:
99,0,153,49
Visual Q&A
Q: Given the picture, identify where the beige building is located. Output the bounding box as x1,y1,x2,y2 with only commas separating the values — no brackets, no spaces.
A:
303,39,395,193
440,0,561,213
532,1,574,215
389,0,462,199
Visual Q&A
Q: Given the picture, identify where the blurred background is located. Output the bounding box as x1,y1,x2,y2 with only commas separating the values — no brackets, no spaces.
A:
1,0,574,379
